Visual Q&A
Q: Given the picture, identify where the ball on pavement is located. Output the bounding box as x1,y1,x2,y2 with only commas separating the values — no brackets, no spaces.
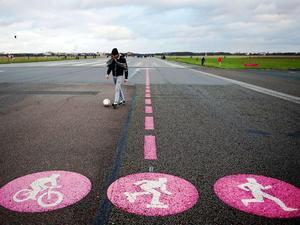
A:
103,98,111,107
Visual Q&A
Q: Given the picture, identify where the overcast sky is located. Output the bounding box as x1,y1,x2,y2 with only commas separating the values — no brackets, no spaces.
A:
1,0,300,53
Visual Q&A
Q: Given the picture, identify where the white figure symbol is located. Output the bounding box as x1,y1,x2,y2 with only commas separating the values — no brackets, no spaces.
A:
124,178,172,208
13,174,63,208
238,178,298,212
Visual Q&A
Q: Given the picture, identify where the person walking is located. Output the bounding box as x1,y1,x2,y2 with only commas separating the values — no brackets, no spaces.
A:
201,57,205,66
106,48,128,109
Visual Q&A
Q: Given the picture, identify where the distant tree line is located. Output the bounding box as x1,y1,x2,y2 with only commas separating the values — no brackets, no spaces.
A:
1,52,300,58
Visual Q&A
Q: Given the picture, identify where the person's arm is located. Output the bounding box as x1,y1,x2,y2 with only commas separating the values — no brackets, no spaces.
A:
238,183,249,191
134,180,147,185
262,185,272,190
106,58,114,66
160,184,172,195
115,56,127,69
106,60,113,79
124,58,128,81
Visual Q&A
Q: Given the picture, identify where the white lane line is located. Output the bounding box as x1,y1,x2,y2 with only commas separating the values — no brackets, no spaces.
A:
0,61,76,67
45,61,81,66
155,58,185,68
72,62,101,66
159,59,300,105
0,63,37,67
0,61,105,67
189,68,300,105
129,68,140,79
128,61,143,79
90,62,106,67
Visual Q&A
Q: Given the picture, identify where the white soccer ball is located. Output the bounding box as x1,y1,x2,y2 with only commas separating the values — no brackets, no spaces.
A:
103,98,111,107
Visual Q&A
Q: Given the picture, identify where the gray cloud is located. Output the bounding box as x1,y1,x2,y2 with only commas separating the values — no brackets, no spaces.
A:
0,0,299,53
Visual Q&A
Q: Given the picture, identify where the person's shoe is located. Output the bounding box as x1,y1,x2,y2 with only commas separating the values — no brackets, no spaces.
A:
118,100,125,105
124,192,136,203
112,103,118,109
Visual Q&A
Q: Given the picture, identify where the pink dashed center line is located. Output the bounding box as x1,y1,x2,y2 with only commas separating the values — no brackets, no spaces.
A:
144,68,157,160
145,98,152,105
145,106,153,114
145,116,154,130
144,136,157,160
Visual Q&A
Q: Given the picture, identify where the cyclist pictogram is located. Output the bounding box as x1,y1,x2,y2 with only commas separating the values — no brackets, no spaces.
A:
0,171,92,212
13,174,63,208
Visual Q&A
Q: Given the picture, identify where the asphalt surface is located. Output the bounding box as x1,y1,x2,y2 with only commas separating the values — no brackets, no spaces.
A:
185,65,300,97
0,57,299,225
0,82,134,225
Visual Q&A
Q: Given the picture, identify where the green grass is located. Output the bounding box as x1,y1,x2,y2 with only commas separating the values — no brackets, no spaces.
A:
0,56,99,64
167,56,300,70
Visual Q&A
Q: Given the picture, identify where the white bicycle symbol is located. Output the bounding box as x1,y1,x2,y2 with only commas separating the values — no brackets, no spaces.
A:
13,174,63,208
13,187,63,208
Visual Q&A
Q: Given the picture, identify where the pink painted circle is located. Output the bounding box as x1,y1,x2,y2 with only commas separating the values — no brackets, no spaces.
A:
214,174,300,218
107,172,199,216
0,171,91,212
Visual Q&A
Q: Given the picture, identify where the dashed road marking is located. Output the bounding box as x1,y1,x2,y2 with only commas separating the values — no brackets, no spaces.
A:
145,99,152,105
145,116,154,130
145,106,153,114
144,136,157,160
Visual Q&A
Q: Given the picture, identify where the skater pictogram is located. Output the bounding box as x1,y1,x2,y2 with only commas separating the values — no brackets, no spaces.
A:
107,173,199,216
124,178,172,208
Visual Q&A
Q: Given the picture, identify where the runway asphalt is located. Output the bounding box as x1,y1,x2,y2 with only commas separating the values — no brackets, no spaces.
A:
0,57,299,225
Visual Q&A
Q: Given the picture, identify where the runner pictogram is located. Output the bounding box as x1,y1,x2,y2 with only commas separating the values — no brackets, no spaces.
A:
238,178,298,212
214,174,300,218
0,171,91,212
107,173,199,216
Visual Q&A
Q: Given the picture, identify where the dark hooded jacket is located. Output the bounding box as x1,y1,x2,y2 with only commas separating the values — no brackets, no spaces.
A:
106,55,128,79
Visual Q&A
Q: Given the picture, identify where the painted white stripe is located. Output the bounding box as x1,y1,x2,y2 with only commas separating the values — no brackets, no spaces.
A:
189,68,300,105
158,59,300,105
159,59,185,68
4,63,43,67
155,58,187,68
72,62,100,66
0,61,77,67
129,69,140,79
45,61,80,66
90,62,106,67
